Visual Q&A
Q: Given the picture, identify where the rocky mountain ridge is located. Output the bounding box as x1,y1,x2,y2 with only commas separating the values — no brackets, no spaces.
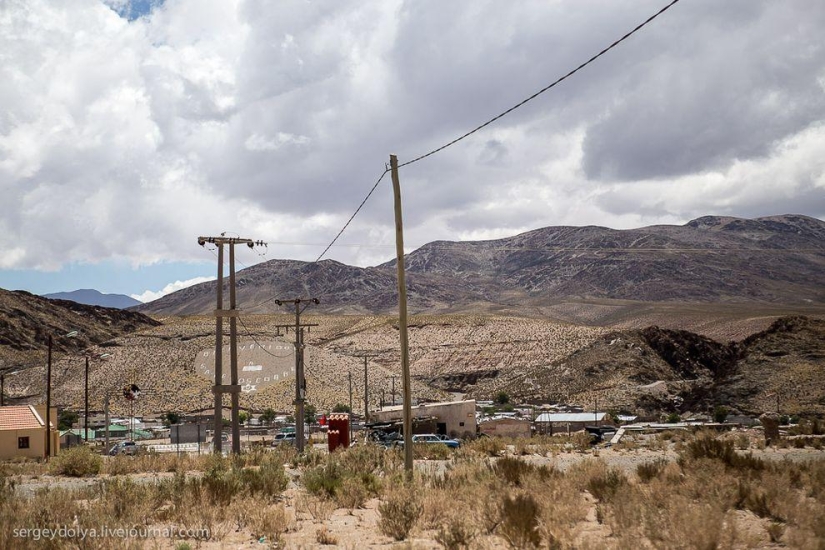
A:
136,214,825,316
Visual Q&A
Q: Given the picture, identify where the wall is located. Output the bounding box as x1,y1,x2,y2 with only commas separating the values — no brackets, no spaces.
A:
372,400,476,438
0,428,46,459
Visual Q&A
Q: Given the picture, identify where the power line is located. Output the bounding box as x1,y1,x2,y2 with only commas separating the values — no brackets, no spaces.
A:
398,0,682,168
314,167,390,263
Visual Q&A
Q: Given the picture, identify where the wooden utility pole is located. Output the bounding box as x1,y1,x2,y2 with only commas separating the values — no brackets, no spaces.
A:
274,298,319,453
390,154,413,479
46,335,52,459
198,236,266,454
355,353,379,424
390,375,398,406
84,356,89,443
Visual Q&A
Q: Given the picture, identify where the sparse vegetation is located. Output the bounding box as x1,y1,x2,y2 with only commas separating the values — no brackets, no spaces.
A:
0,430,822,548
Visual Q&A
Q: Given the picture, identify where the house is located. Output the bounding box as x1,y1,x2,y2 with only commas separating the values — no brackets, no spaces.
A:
534,412,614,435
59,428,95,448
371,400,476,438
478,417,532,438
0,405,59,459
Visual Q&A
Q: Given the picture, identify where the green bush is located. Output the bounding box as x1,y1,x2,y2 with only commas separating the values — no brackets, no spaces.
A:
49,446,102,477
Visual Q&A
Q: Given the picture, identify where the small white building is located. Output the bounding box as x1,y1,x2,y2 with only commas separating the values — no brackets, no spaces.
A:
534,412,613,434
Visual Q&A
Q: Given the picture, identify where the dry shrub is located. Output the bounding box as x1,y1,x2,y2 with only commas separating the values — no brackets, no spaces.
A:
335,475,368,509
533,472,587,547
682,432,765,471
248,502,292,544
412,442,451,460
766,521,785,543
377,484,422,541
296,493,335,522
48,446,102,477
466,436,506,457
435,459,495,491
315,526,338,545
636,458,668,483
435,514,477,550
491,456,553,487
498,492,541,549
238,458,289,500
569,460,626,503
419,488,456,530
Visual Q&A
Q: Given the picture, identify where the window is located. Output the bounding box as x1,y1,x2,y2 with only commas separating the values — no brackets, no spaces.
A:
18,437,30,449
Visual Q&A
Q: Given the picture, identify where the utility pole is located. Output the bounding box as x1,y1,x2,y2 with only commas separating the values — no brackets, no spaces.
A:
1,374,4,406
390,154,413,479
104,395,110,452
198,235,266,454
274,298,319,453
46,334,52,459
85,356,89,443
390,375,398,406
348,371,353,443
356,354,379,424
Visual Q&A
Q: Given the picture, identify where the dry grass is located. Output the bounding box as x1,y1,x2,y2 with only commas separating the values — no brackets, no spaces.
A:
1,432,823,548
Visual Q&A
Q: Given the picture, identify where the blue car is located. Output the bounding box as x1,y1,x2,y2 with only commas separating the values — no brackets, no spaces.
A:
411,434,461,449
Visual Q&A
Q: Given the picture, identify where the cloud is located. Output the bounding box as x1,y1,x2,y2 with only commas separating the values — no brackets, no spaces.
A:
0,0,823,290
131,275,216,303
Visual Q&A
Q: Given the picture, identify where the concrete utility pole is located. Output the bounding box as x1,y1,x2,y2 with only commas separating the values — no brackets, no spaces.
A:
274,298,319,453
390,154,413,479
198,236,266,454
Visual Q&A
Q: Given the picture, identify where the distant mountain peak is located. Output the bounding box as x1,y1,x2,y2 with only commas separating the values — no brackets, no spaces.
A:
43,289,141,309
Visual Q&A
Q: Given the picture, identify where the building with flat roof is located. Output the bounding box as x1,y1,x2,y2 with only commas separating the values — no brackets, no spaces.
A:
372,400,476,439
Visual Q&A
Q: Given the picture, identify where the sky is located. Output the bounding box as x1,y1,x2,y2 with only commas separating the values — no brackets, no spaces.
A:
1,0,823,301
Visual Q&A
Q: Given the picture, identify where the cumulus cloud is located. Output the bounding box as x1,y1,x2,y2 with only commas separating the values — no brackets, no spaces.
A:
0,0,823,282
131,275,216,303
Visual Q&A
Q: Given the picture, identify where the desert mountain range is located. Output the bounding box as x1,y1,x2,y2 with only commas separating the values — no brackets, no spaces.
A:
1,215,823,418
136,214,825,316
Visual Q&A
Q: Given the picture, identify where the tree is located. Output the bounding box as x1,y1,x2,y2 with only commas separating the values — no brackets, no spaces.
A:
332,403,351,413
239,411,249,426
666,412,681,424
494,392,510,406
713,406,729,424
304,403,317,426
163,412,180,427
260,408,276,426
58,410,78,431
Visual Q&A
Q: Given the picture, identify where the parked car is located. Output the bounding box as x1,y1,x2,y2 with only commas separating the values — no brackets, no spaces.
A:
271,431,308,446
108,440,138,456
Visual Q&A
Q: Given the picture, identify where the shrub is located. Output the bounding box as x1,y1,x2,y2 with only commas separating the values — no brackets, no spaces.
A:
683,432,764,471
303,461,343,498
316,526,338,545
492,457,552,487
713,405,729,423
586,468,627,502
498,493,541,549
49,446,102,477
377,484,422,541
435,515,477,550
637,458,668,483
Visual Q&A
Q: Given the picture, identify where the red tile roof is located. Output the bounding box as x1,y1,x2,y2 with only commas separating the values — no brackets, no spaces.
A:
0,406,45,431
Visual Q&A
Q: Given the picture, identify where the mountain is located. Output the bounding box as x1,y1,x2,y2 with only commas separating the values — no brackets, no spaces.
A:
0,289,160,361
135,214,825,316
43,289,141,309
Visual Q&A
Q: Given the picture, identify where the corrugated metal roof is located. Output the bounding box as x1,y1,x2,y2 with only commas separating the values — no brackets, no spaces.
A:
535,412,608,423
0,406,45,431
